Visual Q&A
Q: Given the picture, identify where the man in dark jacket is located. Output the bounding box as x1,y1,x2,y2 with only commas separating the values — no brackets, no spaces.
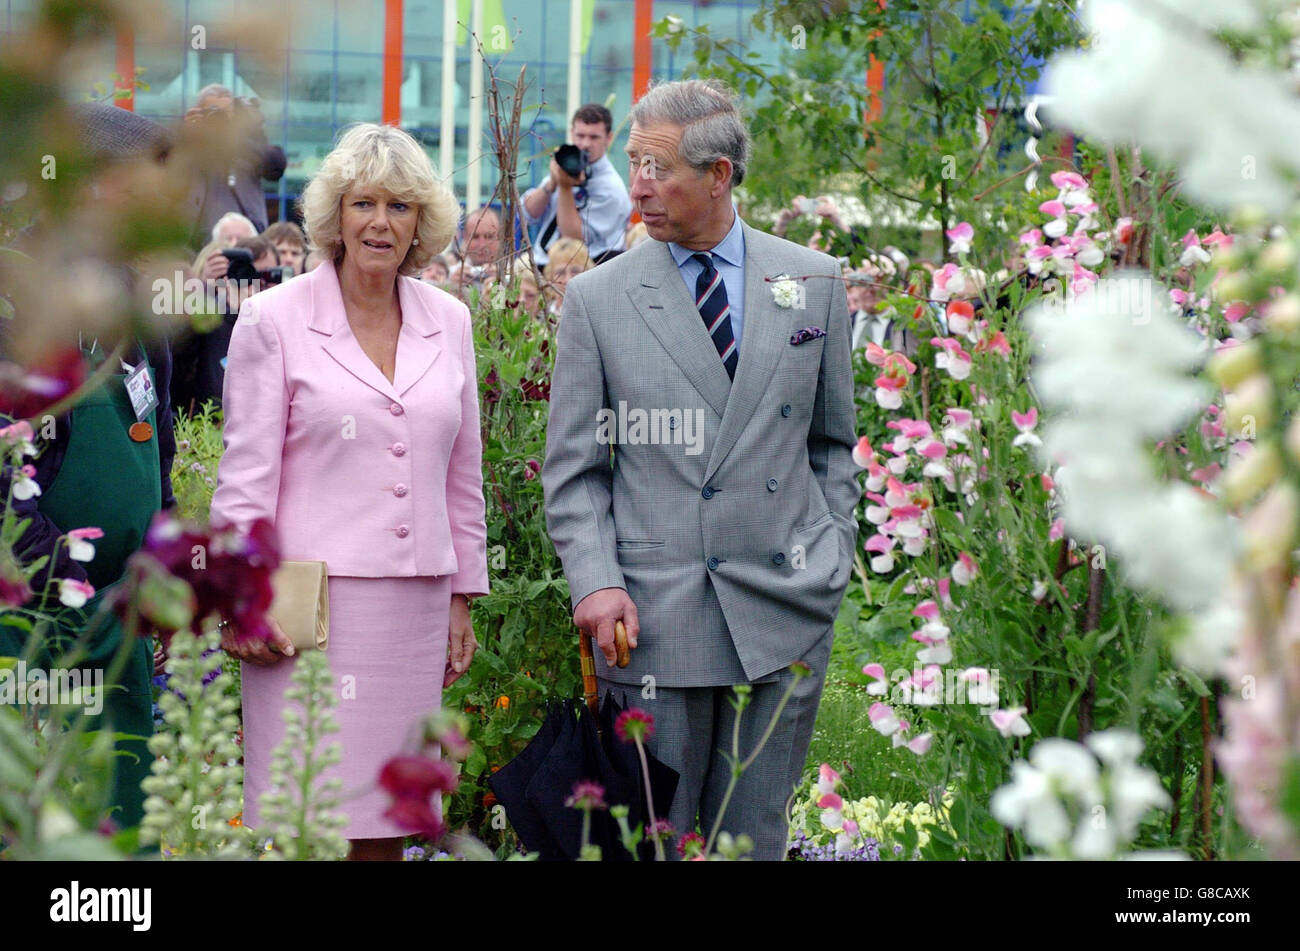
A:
0,101,179,835
188,84,286,240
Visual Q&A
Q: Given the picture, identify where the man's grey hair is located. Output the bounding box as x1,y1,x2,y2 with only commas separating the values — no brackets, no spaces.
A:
211,211,257,243
196,83,234,106
628,79,751,187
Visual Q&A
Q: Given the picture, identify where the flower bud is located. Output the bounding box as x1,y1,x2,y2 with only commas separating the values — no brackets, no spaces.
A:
1222,442,1282,507
1206,340,1263,390
1241,483,1298,572
1264,294,1300,334
1287,416,1300,467
1230,203,1268,232
1211,243,1245,272
1223,375,1274,436
1258,239,1297,278
1214,271,1252,304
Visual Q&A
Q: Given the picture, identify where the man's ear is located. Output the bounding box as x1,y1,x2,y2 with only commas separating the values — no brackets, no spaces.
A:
710,158,734,198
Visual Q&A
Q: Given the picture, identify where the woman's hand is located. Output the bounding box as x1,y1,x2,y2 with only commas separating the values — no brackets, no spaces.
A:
220,616,296,666
444,593,478,688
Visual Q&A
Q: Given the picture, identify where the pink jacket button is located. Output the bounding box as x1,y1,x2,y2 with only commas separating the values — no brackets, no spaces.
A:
392,442,406,456
396,524,410,538
389,403,404,416
393,483,408,497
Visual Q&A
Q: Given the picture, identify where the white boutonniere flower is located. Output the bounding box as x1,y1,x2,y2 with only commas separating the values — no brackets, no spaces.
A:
771,275,801,308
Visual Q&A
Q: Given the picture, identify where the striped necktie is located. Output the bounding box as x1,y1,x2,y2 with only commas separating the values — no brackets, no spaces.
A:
692,252,737,380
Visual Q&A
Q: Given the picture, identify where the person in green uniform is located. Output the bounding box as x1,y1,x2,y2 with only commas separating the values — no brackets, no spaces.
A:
0,103,180,833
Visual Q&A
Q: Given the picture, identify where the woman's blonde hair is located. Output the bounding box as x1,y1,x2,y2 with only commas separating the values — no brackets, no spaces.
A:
300,123,460,276
543,238,593,281
193,239,223,277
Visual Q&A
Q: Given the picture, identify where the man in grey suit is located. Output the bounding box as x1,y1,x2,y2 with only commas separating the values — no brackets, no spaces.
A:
542,79,861,860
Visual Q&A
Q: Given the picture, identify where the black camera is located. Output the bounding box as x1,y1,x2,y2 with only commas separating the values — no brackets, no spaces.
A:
221,247,287,286
554,143,590,182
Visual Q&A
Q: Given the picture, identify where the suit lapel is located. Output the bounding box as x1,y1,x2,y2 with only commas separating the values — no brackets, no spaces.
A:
625,241,731,420
392,275,443,397
703,224,787,485
309,261,441,402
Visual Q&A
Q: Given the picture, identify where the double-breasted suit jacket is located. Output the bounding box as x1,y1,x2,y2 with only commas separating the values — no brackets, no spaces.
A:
542,220,860,687
210,259,489,597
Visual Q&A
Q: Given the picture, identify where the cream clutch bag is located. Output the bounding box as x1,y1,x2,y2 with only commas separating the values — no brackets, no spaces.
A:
268,561,329,651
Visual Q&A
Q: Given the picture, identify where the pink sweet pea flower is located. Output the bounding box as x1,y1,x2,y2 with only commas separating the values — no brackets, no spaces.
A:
1011,407,1041,449
817,791,844,811
868,701,901,736
946,299,975,337
946,221,974,255
1050,170,1087,191
951,551,978,586
59,578,95,609
1049,518,1065,542
974,330,1010,358
865,533,896,573
862,662,889,696
1018,228,1043,247
864,341,890,366
66,527,105,563
817,763,841,796
907,733,933,755
852,435,875,469
931,337,972,380
990,706,1031,737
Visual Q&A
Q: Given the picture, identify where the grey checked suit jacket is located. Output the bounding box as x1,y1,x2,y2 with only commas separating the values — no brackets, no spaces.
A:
542,220,860,687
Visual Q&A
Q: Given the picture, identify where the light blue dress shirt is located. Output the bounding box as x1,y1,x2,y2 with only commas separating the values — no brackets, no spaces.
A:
668,208,747,352
524,155,632,267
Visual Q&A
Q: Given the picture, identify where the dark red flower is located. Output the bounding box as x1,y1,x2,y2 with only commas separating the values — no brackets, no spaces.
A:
378,754,458,842
0,347,86,421
677,831,705,858
565,779,607,811
519,377,550,401
483,367,502,406
116,512,280,645
614,708,655,744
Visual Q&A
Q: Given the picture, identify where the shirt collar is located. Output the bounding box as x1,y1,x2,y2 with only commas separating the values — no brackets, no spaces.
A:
668,206,744,268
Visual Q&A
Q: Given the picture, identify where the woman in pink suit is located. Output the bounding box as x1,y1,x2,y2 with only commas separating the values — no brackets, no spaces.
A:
210,123,488,861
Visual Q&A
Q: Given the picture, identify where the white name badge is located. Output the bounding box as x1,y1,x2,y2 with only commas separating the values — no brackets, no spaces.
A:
124,361,159,422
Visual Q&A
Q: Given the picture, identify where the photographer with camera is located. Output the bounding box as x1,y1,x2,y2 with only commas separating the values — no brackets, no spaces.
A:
171,235,283,416
188,83,287,242
522,103,631,268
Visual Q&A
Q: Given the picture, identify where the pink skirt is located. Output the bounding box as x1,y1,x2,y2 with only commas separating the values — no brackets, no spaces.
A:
240,575,451,840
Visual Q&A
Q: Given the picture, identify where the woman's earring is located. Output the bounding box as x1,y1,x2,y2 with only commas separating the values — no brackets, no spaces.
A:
411,238,419,245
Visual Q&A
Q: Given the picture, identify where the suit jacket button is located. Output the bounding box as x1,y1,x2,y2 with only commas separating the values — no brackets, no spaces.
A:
396,525,410,538
390,402,404,416
771,552,785,566
701,486,714,499
781,403,792,417
393,483,409,497
392,442,406,456
767,478,778,491
706,556,719,571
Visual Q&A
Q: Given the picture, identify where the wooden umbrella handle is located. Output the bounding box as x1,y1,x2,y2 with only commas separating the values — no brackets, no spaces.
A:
578,621,632,715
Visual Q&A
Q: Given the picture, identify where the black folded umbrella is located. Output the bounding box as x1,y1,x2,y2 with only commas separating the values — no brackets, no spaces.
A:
489,631,679,860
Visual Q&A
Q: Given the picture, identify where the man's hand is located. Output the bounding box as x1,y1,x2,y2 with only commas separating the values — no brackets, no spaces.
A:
445,593,478,688
550,156,585,189
221,617,295,666
573,587,639,667
201,252,229,281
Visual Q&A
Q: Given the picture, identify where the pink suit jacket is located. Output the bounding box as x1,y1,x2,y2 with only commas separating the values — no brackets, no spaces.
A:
209,259,490,596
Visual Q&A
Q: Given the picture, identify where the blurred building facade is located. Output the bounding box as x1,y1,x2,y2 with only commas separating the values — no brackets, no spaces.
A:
0,0,785,224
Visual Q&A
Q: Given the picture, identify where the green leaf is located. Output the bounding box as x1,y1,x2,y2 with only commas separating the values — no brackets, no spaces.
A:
465,744,487,778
